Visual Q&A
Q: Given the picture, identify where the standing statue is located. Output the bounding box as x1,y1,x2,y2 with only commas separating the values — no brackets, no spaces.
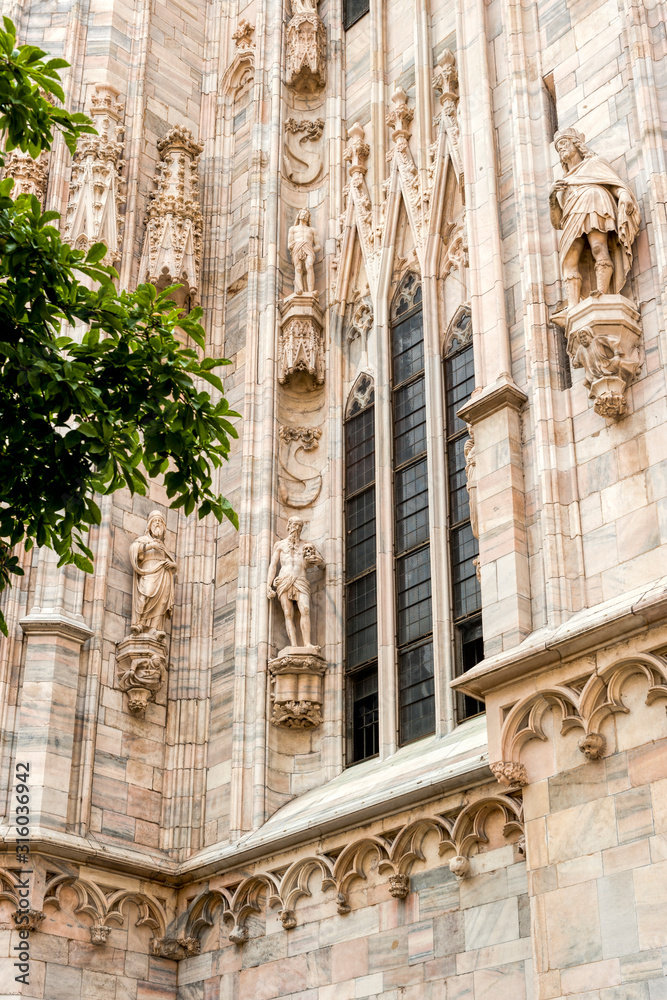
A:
288,208,320,295
267,515,324,649
549,127,641,308
129,511,177,634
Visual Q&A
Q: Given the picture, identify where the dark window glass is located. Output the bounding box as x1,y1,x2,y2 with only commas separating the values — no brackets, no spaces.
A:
444,346,475,435
454,616,485,721
399,641,435,743
346,406,375,495
450,523,481,619
393,377,427,466
396,546,432,646
346,487,376,579
447,436,470,525
392,311,425,385
346,570,377,670
344,0,369,30
395,458,429,555
351,664,379,760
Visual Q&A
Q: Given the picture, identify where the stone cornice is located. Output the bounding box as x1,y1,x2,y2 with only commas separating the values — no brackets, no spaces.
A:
19,611,94,644
451,574,667,699
457,375,528,424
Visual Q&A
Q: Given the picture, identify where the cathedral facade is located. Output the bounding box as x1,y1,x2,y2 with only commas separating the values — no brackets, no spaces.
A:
2,0,667,997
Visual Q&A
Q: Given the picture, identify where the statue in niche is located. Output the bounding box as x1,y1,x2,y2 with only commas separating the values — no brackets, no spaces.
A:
549,127,641,308
129,511,177,635
288,208,320,296
267,515,324,650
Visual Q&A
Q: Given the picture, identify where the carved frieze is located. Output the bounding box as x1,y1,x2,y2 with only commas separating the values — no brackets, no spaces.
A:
285,0,326,92
139,125,204,305
63,84,125,263
284,118,324,187
4,149,49,204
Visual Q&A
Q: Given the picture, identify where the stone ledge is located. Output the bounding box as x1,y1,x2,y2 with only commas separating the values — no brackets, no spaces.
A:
19,611,94,644
451,574,667,699
457,374,528,423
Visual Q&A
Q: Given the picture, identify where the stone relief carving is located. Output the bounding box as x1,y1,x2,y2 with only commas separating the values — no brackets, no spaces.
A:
63,85,125,263
139,125,204,306
284,118,324,187
150,936,201,960
347,291,373,343
269,651,326,728
285,0,326,92
4,149,49,204
346,371,374,418
182,793,524,941
277,305,325,386
12,908,45,931
116,511,175,717
278,425,323,508
489,761,528,788
498,651,667,783
342,123,379,281
433,48,459,145
549,127,643,418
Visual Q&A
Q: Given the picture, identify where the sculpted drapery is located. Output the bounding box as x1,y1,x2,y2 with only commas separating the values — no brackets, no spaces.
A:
129,511,177,633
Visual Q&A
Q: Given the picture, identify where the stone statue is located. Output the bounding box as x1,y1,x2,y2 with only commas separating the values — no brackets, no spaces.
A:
549,127,641,308
288,208,320,295
464,427,478,540
129,511,177,634
290,0,318,13
267,515,324,649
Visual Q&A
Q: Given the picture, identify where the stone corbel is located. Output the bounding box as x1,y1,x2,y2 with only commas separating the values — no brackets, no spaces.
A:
139,126,204,306
268,650,326,728
150,936,201,960
557,296,642,418
277,296,325,387
285,0,326,92
116,633,167,717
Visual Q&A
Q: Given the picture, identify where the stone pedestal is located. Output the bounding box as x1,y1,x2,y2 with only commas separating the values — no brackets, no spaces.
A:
278,294,325,387
285,11,326,92
268,648,326,728
116,633,167,716
557,294,642,418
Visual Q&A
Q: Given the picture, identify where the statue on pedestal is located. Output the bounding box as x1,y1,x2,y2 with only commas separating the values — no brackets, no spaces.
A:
288,208,320,296
129,511,177,636
549,126,643,419
549,127,641,308
267,515,324,650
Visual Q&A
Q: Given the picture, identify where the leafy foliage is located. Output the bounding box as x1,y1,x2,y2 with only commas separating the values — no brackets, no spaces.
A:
0,17,239,633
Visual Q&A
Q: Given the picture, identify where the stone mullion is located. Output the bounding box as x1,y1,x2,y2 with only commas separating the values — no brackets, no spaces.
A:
501,0,585,627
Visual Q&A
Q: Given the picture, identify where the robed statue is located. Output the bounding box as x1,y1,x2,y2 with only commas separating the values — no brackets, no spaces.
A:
549,127,641,308
129,511,177,634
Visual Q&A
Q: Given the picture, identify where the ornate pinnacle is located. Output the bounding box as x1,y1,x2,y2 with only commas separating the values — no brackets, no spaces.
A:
343,122,370,175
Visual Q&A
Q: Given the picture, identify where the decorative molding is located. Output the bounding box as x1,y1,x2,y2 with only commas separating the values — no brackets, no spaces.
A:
116,634,167,717
345,371,374,419
4,149,49,204
457,376,528,425
433,49,460,151
63,84,125,263
386,88,424,240
278,425,323,508
182,794,523,942
232,19,255,50
43,873,168,946
12,908,45,931
150,936,201,960
347,292,373,343
285,0,326,92
139,125,204,306
277,295,325,387
342,123,379,283
19,611,93,644
268,650,327,728
284,118,325,187
498,652,667,778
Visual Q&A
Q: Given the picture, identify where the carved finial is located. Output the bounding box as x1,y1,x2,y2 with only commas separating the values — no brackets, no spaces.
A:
433,49,459,106
386,87,414,137
232,20,255,50
343,122,370,176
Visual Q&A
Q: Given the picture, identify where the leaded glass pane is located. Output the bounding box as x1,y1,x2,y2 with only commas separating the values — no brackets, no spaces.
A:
346,407,375,495
346,571,378,669
351,664,379,760
447,436,470,525
394,377,427,466
392,311,425,385
399,642,435,743
346,487,376,578
445,346,475,435
344,0,369,30
450,523,481,619
396,546,432,646
395,458,429,554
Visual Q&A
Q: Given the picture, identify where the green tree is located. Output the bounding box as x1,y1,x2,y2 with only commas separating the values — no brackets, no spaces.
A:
0,17,239,633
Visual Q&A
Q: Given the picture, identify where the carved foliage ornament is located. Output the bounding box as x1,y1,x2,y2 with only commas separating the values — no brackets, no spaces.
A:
182,793,524,943
232,20,255,50
278,425,323,508
4,149,49,204
139,125,204,305
284,118,324,187
64,85,125,263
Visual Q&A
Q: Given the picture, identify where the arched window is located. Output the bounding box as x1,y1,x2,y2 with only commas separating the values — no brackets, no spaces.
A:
391,274,435,744
443,307,484,720
344,374,379,762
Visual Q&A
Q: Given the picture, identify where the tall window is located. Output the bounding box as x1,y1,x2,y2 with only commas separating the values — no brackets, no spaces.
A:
391,274,435,745
443,309,484,721
344,374,379,762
